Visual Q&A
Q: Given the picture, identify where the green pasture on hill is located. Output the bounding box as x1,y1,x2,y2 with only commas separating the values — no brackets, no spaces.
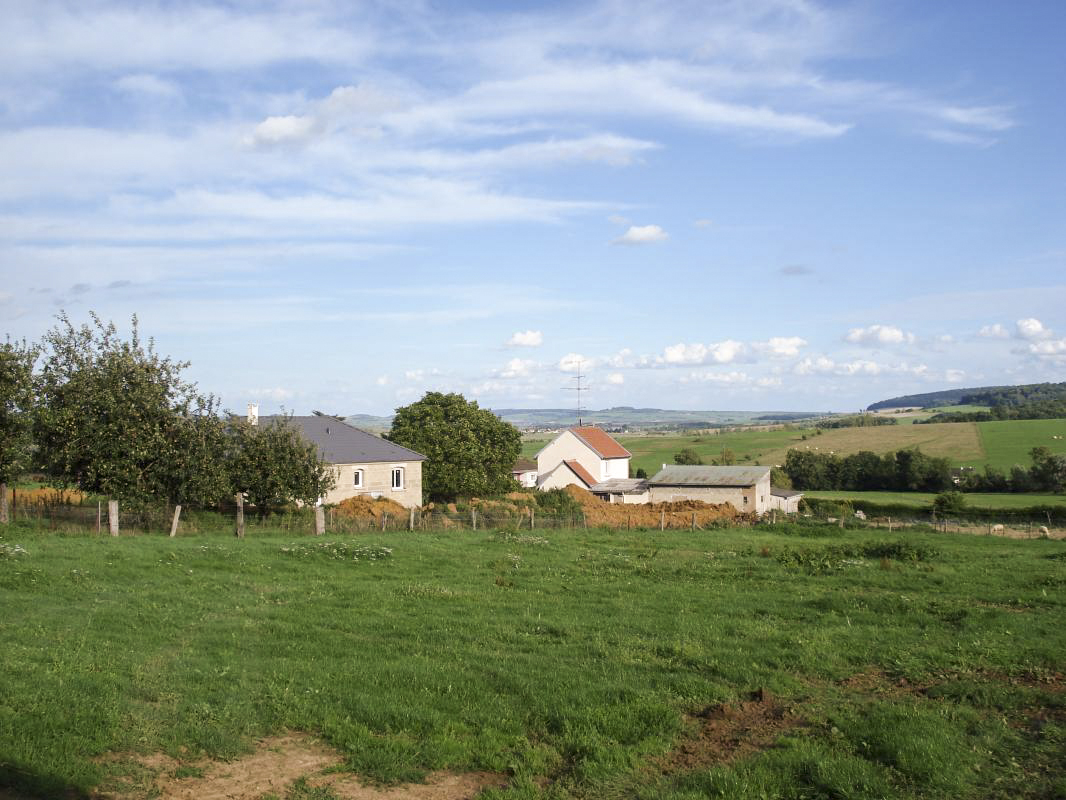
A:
523,417,1066,475
1,522,1063,799
974,418,1066,470
803,490,1066,509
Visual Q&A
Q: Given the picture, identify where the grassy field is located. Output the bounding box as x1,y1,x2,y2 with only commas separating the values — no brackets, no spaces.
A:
1,522,1064,799
524,417,1066,476
804,490,1066,509
975,419,1066,470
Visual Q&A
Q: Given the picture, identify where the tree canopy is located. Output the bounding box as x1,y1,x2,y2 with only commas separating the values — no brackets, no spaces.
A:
387,391,520,502
0,338,38,488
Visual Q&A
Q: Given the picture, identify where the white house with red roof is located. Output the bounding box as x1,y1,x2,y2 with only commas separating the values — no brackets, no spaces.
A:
535,426,631,491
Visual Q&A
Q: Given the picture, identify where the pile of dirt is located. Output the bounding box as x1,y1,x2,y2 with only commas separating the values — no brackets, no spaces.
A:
333,495,407,522
96,732,507,799
563,485,747,529
661,689,802,773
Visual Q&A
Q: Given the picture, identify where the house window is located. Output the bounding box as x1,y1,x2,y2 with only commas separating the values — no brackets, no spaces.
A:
391,467,404,490
353,469,364,488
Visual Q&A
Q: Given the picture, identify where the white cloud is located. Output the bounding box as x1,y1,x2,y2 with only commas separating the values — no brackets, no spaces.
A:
794,357,928,377
375,375,389,386
1016,317,1052,341
606,372,624,385
681,370,752,385
559,353,587,373
497,358,537,378
978,323,1009,339
945,368,966,383
614,224,668,245
507,330,543,347
844,324,916,346
249,115,318,146
752,336,807,357
662,340,747,365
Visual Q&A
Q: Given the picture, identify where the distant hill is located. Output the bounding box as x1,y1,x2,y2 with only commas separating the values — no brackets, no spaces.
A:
347,407,830,432
867,387,1009,410
869,382,1066,419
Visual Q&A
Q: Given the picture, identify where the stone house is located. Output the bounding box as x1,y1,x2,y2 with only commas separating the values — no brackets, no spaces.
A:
259,413,426,508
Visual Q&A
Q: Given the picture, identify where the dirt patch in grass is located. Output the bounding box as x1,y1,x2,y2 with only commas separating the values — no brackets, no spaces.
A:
95,733,506,800
837,668,933,697
660,689,803,773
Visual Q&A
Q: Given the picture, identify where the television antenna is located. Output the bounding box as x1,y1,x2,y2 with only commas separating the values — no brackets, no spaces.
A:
563,360,587,426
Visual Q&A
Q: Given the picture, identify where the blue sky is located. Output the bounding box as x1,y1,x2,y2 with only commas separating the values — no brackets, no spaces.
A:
2,0,1064,415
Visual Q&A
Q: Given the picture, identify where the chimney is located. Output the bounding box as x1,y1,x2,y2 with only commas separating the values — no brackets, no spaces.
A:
247,402,259,426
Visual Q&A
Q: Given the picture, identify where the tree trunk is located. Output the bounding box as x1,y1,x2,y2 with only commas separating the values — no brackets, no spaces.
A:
108,499,119,536
0,482,7,524
235,493,245,538
314,506,325,536
169,504,182,537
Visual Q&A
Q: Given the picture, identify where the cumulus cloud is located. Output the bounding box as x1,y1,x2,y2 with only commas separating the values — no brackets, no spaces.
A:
794,357,928,377
978,323,1009,339
662,340,746,366
1016,317,1052,341
249,114,318,146
844,324,916,346
606,372,624,385
613,224,668,245
506,329,543,347
752,336,807,357
558,353,586,373
497,358,537,378
945,369,966,382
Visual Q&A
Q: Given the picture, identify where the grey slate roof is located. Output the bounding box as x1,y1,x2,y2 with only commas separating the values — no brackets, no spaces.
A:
589,478,649,494
260,415,426,464
648,465,771,487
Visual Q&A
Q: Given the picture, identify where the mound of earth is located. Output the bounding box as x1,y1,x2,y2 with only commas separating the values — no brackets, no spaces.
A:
333,495,407,522
563,485,747,528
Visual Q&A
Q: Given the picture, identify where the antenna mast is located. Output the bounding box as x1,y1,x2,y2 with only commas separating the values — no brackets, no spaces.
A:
564,361,587,426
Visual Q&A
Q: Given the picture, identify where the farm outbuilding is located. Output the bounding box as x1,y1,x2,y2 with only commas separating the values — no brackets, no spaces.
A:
536,427,631,491
769,488,804,514
647,465,772,514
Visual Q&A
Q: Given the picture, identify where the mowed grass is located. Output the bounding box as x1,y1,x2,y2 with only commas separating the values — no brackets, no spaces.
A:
1,523,1064,799
975,418,1066,470
804,490,1066,509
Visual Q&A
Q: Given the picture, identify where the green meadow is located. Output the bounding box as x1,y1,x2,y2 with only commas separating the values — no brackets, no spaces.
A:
1,522,1063,799
974,419,1066,470
803,490,1066,509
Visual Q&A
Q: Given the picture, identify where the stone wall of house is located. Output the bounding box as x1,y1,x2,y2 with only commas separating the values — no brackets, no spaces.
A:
325,461,423,508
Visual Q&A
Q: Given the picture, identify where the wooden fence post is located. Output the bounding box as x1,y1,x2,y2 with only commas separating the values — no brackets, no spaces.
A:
314,506,325,536
169,504,182,537
0,482,7,525
530,508,535,530
691,512,695,530
96,501,101,534
409,508,415,531
235,493,245,538
660,510,665,531
472,508,477,530
108,499,119,536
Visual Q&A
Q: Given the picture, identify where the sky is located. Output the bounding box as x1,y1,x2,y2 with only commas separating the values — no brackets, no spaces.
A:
2,0,1065,416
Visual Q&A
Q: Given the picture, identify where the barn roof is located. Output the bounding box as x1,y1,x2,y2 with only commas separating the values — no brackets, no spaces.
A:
260,415,425,464
563,459,598,487
648,465,770,487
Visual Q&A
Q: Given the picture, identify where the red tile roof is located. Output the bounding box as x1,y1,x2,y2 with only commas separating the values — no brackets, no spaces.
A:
570,426,631,459
564,460,598,488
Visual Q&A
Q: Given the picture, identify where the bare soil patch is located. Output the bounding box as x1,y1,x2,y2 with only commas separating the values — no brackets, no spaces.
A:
660,689,803,773
94,733,505,800
837,668,931,697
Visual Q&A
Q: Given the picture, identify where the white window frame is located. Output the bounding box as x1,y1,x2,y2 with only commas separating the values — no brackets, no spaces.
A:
353,468,364,488
391,466,405,490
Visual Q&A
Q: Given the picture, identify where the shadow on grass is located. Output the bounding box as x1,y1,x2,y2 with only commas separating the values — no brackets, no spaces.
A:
0,760,90,800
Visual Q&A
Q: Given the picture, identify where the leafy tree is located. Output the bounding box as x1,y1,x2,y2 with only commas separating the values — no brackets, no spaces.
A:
713,448,737,466
674,447,702,465
1030,446,1066,493
33,313,214,507
933,490,967,517
388,391,521,502
227,417,335,512
634,467,648,479
0,339,38,523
